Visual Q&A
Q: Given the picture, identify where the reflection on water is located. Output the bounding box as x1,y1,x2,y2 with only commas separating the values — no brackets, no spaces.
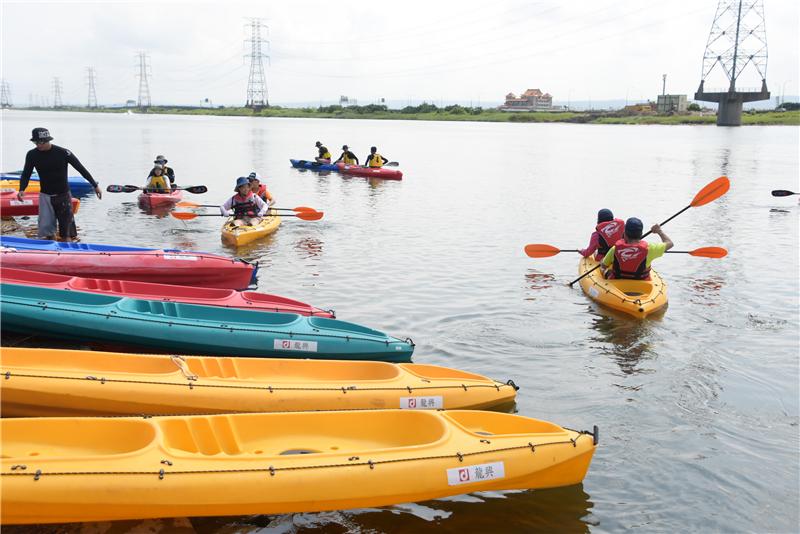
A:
688,276,725,306
524,269,556,297
294,236,324,259
589,314,659,376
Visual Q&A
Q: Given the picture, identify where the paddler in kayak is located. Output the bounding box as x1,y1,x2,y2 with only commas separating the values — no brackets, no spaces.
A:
579,208,625,261
334,145,359,166
600,218,673,280
151,155,176,188
144,164,170,192
364,146,389,168
248,172,274,205
220,176,269,227
315,141,332,163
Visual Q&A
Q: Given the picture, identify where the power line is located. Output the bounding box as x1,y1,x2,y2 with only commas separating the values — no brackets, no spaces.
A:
86,67,98,108
136,51,152,108
52,77,63,108
244,18,269,109
0,80,11,108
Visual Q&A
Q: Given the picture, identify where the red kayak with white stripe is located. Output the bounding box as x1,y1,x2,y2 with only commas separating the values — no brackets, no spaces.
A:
0,190,80,217
0,249,257,290
336,163,403,180
0,268,332,317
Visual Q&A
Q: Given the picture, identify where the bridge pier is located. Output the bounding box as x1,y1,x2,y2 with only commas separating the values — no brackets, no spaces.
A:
694,80,770,127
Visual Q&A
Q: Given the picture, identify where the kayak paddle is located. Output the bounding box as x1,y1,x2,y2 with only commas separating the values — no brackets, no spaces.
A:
525,244,727,259
107,184,208,194
176,201,315,212
568,175,731,286
171,211,324,221
772,190,799,197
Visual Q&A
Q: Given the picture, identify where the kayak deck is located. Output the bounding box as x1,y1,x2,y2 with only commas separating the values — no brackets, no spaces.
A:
221,211,281,247
577,257,667,318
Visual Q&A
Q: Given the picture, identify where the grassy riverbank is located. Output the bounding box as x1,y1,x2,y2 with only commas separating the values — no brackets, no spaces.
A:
14,105,800,126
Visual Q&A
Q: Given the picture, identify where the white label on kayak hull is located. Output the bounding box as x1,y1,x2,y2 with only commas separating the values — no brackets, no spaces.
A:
163,254,200,261
588,287,600,298
274,339,318,352
9,200,33,206
400,396,443,409
447,462,505,486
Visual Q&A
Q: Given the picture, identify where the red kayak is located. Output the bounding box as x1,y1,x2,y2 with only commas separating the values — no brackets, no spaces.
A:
0,190,80,216
138,189,183,208
0,268,333,317
0,249,256,290
336,163,403,180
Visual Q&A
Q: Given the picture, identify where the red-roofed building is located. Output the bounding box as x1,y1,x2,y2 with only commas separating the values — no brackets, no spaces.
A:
500,88,553,111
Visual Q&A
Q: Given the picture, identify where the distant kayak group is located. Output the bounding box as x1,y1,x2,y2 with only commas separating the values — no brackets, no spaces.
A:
290,140,404,179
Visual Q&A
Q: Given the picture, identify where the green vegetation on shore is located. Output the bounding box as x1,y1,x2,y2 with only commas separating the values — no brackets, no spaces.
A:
15,103,800,126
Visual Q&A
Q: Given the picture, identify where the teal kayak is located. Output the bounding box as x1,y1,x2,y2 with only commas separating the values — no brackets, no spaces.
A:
0,284,415,362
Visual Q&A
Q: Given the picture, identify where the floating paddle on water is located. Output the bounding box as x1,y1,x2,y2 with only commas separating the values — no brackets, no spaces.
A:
524,244,727,259
772,190,799,197
107,184,208,194
171,211,324,221
176,201,315,212
567,176,730,286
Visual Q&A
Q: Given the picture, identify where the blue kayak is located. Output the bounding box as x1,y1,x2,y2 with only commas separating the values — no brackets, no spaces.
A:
0,236,155,253
0,283,415,362
0,172,95,197
290,159,339,172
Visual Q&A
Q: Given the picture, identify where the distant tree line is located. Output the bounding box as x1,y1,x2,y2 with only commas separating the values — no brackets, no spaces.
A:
316,103,485,115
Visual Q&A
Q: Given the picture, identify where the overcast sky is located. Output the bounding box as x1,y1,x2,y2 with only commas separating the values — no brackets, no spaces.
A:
2,0,798,107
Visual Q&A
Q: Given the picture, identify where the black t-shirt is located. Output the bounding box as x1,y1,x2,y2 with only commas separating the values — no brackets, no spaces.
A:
20,145,97,195
317,146,330,157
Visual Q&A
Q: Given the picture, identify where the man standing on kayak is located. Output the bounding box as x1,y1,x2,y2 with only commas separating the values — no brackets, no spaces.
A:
17,127,102,241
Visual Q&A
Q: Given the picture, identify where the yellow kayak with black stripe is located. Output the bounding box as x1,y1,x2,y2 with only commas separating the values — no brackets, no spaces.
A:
0,347,518,416
578,257,667,318
0,410,597,524
221,209,281,246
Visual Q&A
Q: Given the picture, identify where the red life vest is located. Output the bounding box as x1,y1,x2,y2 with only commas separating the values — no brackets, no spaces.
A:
611,239,650,280
595,218,625,259
231,192,257,218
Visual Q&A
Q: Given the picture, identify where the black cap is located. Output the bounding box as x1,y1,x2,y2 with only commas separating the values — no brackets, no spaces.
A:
370,146,377,152
31,127,53,142
625,217,644,239
315,141,322,147
342,145,348,150
597,209,613,223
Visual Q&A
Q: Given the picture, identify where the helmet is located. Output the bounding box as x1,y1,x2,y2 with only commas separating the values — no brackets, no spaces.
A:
624,217,644,239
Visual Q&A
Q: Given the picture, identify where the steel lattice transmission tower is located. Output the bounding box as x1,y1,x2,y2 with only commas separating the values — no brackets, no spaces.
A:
86,67,98,108
695,0,770,126
136,51,152,109
0,80,11,108
244,18,270,109
52,77,64,108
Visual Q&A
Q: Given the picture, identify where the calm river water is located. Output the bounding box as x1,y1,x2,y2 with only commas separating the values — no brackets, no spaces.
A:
1,110,798,533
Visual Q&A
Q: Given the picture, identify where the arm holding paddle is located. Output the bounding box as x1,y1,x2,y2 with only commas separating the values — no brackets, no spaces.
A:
651,224,673,251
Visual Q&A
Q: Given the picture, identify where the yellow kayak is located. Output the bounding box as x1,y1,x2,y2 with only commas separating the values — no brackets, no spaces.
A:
0,180,40,193
0,410,598,524
221,209,281,246
578,257,668,318
0,347,518,416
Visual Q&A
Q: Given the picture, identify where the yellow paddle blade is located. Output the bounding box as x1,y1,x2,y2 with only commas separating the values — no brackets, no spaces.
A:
170,211,199,221
524,244,562,258
691,176,730,207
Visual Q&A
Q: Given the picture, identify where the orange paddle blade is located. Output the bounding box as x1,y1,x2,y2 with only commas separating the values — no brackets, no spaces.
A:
295,210,323,221
293,206,315,212
176,201,201,208
524,244,563,258
691,176,730,207
170,211,199,221
688,246,728,258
